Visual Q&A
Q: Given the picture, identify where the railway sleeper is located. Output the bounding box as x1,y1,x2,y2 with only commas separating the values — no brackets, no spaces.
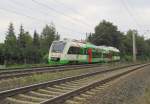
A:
37,89,63,96
80,93,92,98
53,85,78,90
65,100,83,104
72,96,87,102
26,91,53,99
5,97,37,104
53,86,77,91
14,94,46,102
46,87,70,93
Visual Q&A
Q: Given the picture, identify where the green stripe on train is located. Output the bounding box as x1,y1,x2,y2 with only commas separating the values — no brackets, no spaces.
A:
48,59,69,65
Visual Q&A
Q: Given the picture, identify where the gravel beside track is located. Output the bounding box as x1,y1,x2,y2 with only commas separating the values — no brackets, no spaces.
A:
66,63,150,104
0,63,148,104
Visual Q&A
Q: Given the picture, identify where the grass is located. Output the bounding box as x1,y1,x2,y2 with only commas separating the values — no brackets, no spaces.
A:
141,88,150,104
2,61,139,70
135,87,150,104
0,63,117,91
1,63,52,70
0,62,131,92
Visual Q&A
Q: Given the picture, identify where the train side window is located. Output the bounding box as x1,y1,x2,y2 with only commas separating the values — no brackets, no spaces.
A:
68,47,74,54
115,52,120,56
79,48,83,55
84,48,88,55
92,49,100,58
80,48,87,55
68,47,80,54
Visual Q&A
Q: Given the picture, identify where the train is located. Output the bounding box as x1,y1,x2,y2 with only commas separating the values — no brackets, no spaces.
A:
48,39,120,65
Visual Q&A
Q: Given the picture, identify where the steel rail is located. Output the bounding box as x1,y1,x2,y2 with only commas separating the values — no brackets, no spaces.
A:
42,63,150,104
0,63,146,102
0,63,106,80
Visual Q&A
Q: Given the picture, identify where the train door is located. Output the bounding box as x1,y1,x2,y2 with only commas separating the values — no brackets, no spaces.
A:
88,48,92,63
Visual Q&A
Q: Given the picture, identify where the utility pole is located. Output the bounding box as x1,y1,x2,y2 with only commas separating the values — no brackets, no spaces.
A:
132,32,136,62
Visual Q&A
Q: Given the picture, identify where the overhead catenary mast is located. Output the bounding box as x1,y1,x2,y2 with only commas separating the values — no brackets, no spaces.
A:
132,32,136,62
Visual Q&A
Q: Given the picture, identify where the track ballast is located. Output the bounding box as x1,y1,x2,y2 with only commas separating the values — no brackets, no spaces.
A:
0,63,106,80
0,63,149,104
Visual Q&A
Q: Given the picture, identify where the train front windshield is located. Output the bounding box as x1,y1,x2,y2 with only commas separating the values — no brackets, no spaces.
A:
51,42,66,53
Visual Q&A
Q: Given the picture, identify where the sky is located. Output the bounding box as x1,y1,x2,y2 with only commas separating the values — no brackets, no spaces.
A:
0,0,150,43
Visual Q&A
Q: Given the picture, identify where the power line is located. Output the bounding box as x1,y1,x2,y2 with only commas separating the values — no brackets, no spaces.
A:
0,6,85,35
120,0,141,29
120,0,138,62
51,0,92,26
7,0,91,33
0,6,40,21
120,0,150,39
8,0,73,23
31,0,92,29
124,0,150,35
123,1,141,26
52,0,80,14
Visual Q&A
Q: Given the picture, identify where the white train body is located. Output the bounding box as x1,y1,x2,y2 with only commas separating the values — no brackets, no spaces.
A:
48,39,120,64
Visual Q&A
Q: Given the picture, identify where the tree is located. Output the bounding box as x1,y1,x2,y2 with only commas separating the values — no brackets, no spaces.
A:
18,25,25,49
88,20,123,49
122,29,150,61
122,30,134,55
24,32,33,63
135,32,149,60
0,43,4,64
32,30,41,63
145,39,150,58
18,25,33,64
2,21,150,64
4,23,17,64
18,25,25,64
40,24,60,56
33,30,40,47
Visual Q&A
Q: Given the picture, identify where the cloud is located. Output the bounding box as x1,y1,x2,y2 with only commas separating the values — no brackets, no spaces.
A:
0,0,150,43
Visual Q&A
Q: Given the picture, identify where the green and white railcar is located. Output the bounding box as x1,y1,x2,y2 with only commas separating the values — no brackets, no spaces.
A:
102,46,120,62
48,39,120,65
107,46,120,61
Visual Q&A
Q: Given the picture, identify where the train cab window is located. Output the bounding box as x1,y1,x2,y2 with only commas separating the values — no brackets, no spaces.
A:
51,42,66,53
68,47,80,54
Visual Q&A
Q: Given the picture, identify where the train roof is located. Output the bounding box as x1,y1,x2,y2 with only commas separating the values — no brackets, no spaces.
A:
107,46,120,52
52,39,120,52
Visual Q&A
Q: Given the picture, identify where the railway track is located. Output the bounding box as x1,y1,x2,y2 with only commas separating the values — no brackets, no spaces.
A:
0,63,148,104
0,63,107,80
